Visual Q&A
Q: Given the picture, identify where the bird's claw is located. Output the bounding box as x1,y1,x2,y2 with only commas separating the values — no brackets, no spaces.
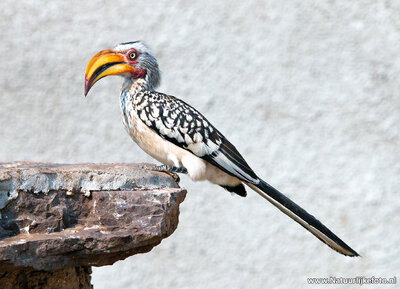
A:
140,164,186,183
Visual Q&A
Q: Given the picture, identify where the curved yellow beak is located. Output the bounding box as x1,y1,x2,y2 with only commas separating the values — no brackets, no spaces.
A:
84,49,135,96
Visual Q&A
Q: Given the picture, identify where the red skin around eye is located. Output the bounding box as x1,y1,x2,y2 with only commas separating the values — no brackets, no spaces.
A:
126,49,139,64
125,49,146,78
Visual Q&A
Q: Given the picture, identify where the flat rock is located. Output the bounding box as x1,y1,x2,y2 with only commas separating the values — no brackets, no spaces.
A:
0,161,179,209
0,162,186,271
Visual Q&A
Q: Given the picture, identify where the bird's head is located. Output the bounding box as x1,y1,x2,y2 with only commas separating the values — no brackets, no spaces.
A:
84,41,160,96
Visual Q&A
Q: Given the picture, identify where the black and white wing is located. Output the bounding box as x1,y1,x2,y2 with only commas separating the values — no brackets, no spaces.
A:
136,91,260,184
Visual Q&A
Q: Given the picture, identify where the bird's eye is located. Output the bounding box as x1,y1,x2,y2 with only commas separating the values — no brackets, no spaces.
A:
128,51,137,60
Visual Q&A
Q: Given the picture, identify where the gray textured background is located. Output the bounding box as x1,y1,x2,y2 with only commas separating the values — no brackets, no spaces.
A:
1,1,399,288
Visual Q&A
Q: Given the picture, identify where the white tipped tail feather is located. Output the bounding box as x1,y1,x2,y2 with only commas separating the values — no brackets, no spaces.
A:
247,180,359,257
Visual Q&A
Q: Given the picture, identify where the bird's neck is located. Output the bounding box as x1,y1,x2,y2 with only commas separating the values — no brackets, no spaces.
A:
119,78,151,127
121,77,154,95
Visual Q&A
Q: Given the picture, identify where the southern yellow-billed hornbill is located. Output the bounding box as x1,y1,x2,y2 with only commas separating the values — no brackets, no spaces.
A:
84,41,358,257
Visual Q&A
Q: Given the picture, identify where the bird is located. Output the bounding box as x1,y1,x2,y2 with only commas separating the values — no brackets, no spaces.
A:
84,41,359,257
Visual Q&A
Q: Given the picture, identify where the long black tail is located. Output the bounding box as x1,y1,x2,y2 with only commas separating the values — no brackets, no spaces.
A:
247,179,359,257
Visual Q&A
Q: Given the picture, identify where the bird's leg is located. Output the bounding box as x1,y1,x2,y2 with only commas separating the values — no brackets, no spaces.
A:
141,164,187,183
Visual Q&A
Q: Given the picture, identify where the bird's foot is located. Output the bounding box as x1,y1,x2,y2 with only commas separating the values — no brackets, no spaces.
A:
140,164,187,183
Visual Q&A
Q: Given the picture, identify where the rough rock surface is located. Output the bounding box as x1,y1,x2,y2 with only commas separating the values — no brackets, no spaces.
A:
0,266,93,289
0,162,186,271
0,161,179,209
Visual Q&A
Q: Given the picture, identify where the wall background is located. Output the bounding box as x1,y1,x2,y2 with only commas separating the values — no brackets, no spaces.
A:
1,1,399,288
